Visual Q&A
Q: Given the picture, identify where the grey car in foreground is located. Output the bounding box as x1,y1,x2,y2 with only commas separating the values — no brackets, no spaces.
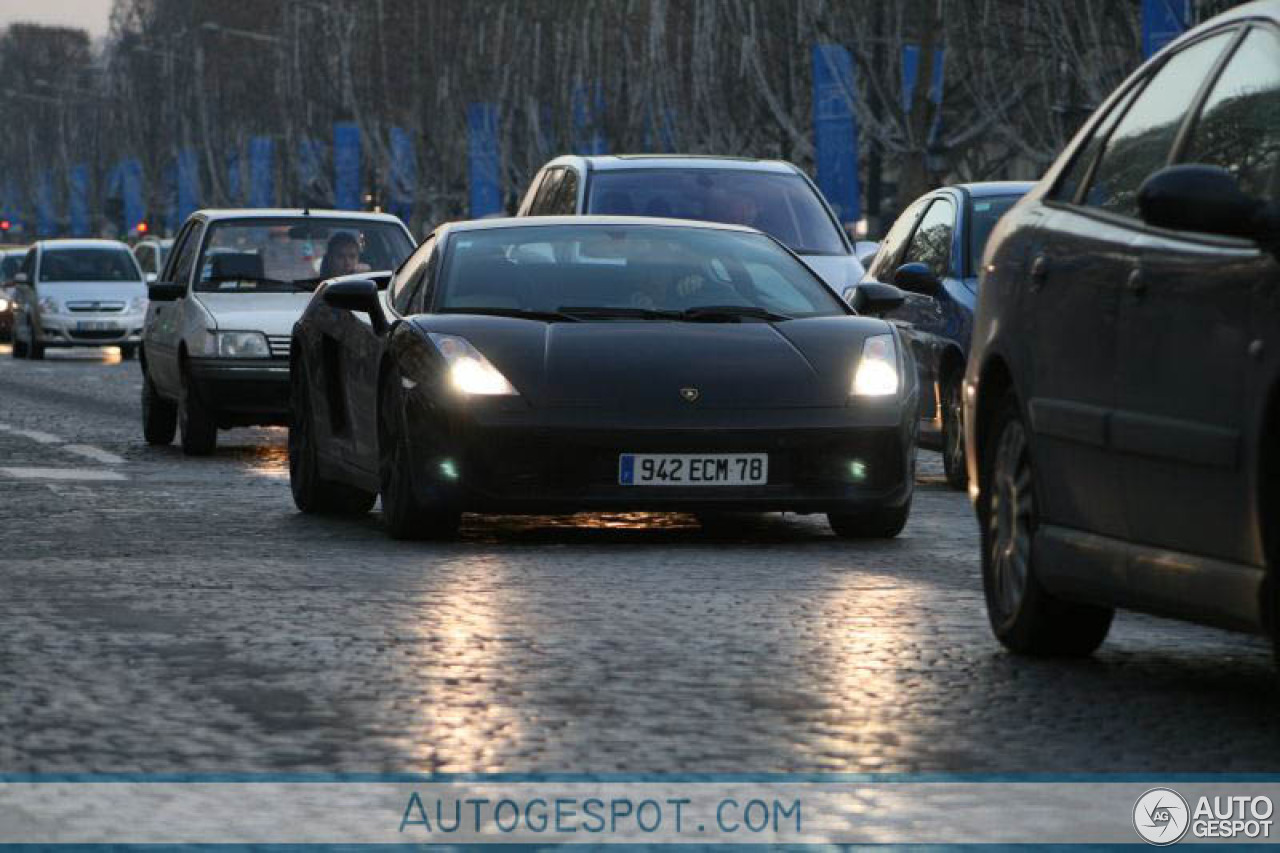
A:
964,0,1280,658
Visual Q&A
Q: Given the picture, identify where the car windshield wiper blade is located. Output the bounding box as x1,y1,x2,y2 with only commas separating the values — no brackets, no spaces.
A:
680,305,793,322
438,306,581,322
556,306,682,321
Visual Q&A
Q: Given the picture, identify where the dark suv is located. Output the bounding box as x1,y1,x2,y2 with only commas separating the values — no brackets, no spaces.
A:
965,1,1280,657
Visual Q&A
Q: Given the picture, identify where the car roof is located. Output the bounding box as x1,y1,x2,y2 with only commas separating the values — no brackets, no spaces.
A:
191,208,407,225
545,155,803,175
439,215,763,236
955,181,1037,198
36,239,132,251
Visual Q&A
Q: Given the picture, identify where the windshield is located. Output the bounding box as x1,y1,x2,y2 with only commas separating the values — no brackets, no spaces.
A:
194,218,414,293
967,194,1024,276
1,255,22,280
437,224,846,320
39,248,141,283
586,169,848,255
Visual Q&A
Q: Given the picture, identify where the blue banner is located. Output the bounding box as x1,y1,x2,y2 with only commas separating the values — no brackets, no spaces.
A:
249,136,274,208
225,148,242,205
812,44,861,225
334,122,361,210
902,45,945,113
467,102,502,218
388,126,416,225
67,164,89,237
177,147,200,224
120,159,144,236
1142,0,1191,58
572,83,607,155
36,171,58,236
296,137,326,207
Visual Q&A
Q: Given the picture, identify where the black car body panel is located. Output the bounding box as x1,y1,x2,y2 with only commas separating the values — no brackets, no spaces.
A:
963,3,1280,637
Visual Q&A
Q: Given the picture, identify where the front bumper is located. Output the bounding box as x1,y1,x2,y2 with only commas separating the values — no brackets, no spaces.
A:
188,357,291,426
36,311,145,347
401,398,918,515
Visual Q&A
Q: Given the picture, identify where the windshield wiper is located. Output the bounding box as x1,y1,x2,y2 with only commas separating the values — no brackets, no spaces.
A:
438,306,581,323
556,306,682,321
681,305,793,323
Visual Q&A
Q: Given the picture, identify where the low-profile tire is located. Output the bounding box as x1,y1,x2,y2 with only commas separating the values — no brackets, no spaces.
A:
941,371,968,491
828,501,911,539
118,344,137,361
289,363,376,515
378,369,460,541
980,392,1113,657
178,363,218,456
141,370,177,445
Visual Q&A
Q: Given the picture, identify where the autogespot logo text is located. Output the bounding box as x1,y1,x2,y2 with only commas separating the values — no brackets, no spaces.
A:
1134,788,1190,846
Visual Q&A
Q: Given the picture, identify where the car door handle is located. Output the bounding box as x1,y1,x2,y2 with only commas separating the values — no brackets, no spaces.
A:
1126,268,1146,297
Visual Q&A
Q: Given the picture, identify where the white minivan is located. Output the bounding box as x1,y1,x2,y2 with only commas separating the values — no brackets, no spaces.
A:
10,239,148,360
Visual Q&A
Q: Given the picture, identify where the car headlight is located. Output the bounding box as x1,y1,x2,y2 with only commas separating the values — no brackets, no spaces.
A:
427,333,518,396
38,297,60,314
215,331,270,358
128,296,148,313
852,333,899,397
0,297,9,312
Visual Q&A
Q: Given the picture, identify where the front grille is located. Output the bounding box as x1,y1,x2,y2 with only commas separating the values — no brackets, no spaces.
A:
67,301,125,313
268,335,291,359
68,329,128,341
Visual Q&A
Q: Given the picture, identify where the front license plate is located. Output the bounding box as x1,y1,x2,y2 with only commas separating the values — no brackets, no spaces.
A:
618,453,768,486
76,320,121,332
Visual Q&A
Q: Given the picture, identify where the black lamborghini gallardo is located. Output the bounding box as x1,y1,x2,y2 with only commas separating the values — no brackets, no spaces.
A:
289,217,919,540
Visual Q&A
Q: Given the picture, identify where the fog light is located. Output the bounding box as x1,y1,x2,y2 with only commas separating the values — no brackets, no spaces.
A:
439,459,459,481
849,460,868,483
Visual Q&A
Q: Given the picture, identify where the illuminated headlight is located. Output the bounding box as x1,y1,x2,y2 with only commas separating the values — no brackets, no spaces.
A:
0,297,9,312
428,333,518,396
215,331,270,358
38,297,60,314
852,333,899,397
127,296,148,313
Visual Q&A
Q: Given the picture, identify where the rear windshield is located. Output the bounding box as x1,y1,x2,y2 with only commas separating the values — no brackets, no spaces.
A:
967,195,1024,275
194,218,414,293
1,255,22,279
586,169,848,256
39,248,141,283
438,224,846,320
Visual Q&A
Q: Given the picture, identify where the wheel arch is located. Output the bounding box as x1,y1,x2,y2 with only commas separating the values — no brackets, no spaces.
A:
973,352,1017,494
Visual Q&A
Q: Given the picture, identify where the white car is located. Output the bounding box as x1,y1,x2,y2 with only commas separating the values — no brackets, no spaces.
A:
140,209,415,455
10,239,148,360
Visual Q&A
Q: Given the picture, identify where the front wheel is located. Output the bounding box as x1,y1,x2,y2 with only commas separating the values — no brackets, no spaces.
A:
141,371,177,445
178,365,218,456
289,362,376,515
828,501,911,539
941,372,967,491
378,369,460,540
28,323,44,360
980,393,1113,656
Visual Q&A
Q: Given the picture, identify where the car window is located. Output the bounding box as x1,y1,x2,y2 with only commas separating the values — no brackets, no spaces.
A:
391,235,436,315
586,168,848,255
437,224,845,318
529,169,564,216
1183,27,1280,201
167,224,202,288
967,194,1025,275
38,248,141,283
20,250,33,279
1084,31,1234,217
868,197,928,281
135,245,153,273
902,198,956,278
550,169,579,215
1051,85,1142,205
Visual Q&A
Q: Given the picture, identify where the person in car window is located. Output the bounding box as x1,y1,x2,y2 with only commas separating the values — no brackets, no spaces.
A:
319,231,369,278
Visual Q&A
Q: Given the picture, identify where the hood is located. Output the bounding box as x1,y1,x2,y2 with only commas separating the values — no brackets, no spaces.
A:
194,291,314,336
799,253,864,293
415,314,888,411
36,280,146,306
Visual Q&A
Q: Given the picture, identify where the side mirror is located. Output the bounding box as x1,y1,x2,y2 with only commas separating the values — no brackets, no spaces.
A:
844,282,907,316
146,272,158,284
893,262,941,296
322,279,387,335
148,282,185,302
14,272,28,285
1138,165,1266,239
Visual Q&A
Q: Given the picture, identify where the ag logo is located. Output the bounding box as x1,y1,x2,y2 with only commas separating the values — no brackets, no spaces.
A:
679,387,700,403
1134,788,1190,845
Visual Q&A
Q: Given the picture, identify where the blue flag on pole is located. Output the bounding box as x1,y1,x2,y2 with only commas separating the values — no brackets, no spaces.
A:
467,103,502,218
812,44,861,225
333,122,361,210
1142,0,1191,58
177,148,200,223
226,148,242,205
388,126,416,225
249,136,275,208
68,164,90,237
36,171,58,237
